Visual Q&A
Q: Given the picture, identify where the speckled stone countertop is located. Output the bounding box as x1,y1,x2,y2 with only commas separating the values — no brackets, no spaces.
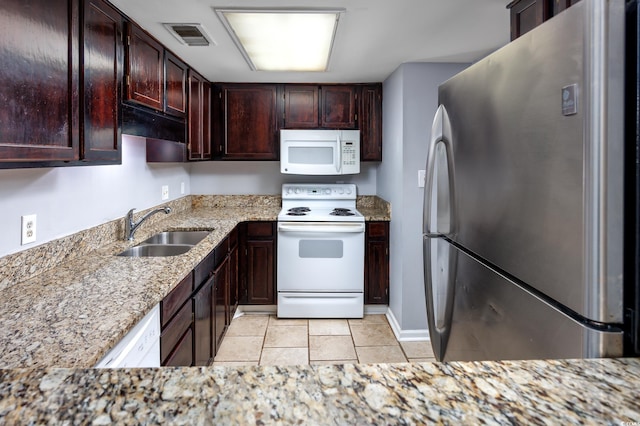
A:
0,195,390,369
0,196,638,424
0,358,639,424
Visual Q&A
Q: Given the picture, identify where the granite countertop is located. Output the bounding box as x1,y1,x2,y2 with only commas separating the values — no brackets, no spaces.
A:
0,196,639,424
0,195,390,369
1,358,639,424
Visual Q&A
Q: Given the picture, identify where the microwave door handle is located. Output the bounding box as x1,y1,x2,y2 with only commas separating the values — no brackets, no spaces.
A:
336,133,342,173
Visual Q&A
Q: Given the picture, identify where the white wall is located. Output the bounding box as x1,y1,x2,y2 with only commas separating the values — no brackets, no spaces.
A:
190,161,378,195
379,63,468,336
0,135,191,257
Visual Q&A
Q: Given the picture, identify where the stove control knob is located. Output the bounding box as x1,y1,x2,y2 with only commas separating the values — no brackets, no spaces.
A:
346,188,352,195
324,188,331,195
295,188,301,194
338,188,344,194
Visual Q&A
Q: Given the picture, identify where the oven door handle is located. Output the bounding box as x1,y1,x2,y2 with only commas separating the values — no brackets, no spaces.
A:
278,222,365,233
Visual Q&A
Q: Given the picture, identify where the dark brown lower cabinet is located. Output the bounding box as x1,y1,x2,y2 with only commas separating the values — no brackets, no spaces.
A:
365,221,390,305
193,274,213,366
214,259,228,350
229,239,239,318
241,222,276,305
161,300,193,366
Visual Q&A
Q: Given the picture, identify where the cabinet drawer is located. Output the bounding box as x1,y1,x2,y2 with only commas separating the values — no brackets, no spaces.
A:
161,272,193,328
367,222,388,239
246,222,274,238
194,249,216,287
163,327,193,366
228,226,239,249
160,300,192,362
215,236,229,267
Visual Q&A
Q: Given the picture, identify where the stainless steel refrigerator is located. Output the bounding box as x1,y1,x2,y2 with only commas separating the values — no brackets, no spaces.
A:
422,0,628,361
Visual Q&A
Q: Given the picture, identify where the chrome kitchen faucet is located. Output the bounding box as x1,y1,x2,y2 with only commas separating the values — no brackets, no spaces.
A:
124,206,171,241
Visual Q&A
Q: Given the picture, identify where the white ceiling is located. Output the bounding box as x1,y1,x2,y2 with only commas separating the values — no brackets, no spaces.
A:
109,0,511,83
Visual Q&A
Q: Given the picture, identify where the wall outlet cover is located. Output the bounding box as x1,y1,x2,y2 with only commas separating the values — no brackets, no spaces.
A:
21,214,37,245
161,185,169,200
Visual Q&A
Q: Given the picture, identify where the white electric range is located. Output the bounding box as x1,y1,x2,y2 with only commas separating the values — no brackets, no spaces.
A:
277,183,365,318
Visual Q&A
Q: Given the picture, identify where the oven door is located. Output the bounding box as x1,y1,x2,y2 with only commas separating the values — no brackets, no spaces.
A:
277,222,365,293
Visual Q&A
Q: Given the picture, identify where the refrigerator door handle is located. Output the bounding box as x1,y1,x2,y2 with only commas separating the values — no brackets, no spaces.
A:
423,104,457,361
423,105,455,238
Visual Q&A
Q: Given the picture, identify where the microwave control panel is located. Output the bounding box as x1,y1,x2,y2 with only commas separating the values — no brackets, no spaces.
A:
341,140,360,174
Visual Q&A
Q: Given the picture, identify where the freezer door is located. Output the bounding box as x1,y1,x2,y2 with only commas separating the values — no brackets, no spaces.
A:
438,0,625,324
440,242,623,362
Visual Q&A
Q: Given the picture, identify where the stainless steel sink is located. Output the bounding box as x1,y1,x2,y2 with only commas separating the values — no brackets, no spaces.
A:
117,230,211,257
139,231,210,246
118,244,194,257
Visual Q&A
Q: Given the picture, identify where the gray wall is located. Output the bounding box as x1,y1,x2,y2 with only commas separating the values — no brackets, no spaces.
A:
379,63,468,337
0,136,191,257
190,161,378,195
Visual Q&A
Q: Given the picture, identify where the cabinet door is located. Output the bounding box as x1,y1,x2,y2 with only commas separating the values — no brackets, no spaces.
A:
508,0,549,41
82,0,123,163
220,84,279,159
229,244,239,319
0,0,80,162
246,239,275,304
188,69,211,160
164,51,187,118
365,222,389,305
552,0,581,15
193,275,213,366
359,84,382,161
320,85,356,129
214,259,228,351
125,23,164,111
283,85,319,128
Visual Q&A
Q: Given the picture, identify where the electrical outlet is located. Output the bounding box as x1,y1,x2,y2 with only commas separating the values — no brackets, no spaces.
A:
21,214,37,245
418,170,426,188
180,182,185,195
161,185,169,200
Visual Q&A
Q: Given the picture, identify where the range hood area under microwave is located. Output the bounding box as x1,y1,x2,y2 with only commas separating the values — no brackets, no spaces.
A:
280,129,360,175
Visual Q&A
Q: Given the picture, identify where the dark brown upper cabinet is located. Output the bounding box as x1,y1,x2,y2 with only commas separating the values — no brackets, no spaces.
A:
164,51,188,118
0,0,80,164
320,85,357,129
82,0,124,163
359,84,383,161
507,0,548,40
507,0,581,40
283,85,319,128
552,0,581,15
214,84,279,160
188,69,211,160
124,22,164,111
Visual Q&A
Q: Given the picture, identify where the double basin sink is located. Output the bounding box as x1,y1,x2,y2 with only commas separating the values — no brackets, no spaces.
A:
118,231,211,257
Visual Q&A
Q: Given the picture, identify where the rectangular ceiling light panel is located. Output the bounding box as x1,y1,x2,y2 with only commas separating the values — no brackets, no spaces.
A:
216,9,342,72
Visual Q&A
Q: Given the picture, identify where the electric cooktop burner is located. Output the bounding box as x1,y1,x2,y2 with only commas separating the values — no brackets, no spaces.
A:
287,207,311,216
331,208,355,216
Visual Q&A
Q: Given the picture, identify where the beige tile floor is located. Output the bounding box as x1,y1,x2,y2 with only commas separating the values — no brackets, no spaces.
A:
213,314,437,366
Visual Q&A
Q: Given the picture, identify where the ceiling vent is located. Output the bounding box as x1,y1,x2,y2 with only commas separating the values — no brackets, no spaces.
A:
163,23,215,47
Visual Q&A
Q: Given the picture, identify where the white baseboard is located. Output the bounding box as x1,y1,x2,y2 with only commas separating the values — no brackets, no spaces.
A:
386,308,430,342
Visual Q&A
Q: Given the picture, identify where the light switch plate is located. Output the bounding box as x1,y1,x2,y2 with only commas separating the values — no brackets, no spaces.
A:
418,170,426,188
21,214,37,245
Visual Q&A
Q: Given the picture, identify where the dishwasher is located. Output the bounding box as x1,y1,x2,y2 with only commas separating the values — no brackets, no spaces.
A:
95,304,160,368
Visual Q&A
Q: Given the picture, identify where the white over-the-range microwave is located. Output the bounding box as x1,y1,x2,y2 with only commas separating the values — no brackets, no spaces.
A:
280,129,360,175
